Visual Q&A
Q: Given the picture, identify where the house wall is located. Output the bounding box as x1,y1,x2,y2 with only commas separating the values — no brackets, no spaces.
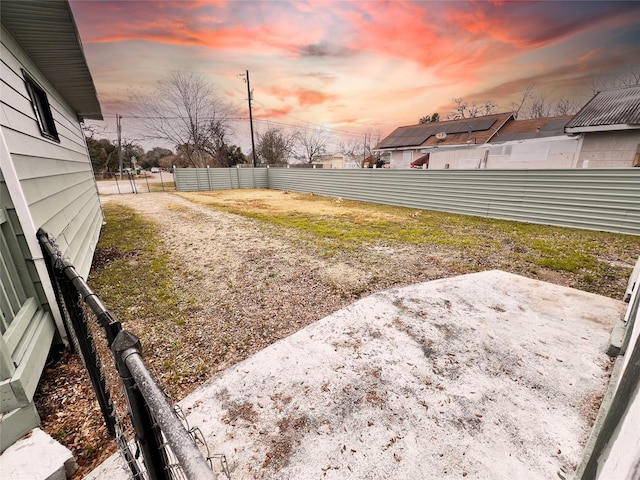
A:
320,156,345,169
576,130,640,168
382,132,639,170
486,137,580,169
389,150,421,169
412,137,581,170
429,147,487,169
0,25,102,278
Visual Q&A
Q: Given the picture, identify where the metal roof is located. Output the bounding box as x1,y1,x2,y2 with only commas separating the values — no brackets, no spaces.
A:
565,85,640,132
1,0,102,120
376,112,512,149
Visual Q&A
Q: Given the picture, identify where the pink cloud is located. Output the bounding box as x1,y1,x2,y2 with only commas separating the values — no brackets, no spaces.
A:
69,0,640,136
253,105,294,119
267,87,337,108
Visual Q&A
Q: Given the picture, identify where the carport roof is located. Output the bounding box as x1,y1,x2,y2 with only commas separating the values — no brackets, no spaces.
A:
1,0,102,120
565,85,640,133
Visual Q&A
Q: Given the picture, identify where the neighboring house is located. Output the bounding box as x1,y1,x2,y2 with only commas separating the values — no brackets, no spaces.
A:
1,0,103,452
377,95,640,170
483,115,580,169
565,85,640,168
423,115,579,169
318,153,363,169
375,112,513,169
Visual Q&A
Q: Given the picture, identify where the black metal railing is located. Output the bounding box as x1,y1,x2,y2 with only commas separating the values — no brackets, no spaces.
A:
38,229,221,480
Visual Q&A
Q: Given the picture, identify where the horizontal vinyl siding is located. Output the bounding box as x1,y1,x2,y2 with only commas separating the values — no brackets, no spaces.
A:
1,39,86,148
1,25,102,278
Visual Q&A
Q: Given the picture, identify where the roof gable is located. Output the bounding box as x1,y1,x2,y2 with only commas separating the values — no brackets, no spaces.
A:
565,85,640,132
377,112,513,149
1,0,102,120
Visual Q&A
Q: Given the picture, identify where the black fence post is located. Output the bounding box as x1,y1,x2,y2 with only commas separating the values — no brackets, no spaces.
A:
111,330,171,480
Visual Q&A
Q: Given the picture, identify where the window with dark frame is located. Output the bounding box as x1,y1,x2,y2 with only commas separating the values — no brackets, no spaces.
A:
22,69,59,142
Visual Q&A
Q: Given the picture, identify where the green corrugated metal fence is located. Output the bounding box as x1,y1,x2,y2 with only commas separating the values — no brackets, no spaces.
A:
174,168,640,235
174,167,268,191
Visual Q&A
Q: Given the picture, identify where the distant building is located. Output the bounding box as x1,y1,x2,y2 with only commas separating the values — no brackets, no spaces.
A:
375,86,640,170
565,85,640,168
374,112,513,169
318,153,365,169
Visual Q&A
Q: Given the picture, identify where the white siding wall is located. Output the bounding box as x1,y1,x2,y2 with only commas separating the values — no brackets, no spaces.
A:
429,148,486,169
0,26,102,278
486,137,580,169
389,150,420,169
416,137,580,170
577,131,640,168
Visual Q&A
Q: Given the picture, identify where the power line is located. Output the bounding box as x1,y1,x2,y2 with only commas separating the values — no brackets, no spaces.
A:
100,113,368,139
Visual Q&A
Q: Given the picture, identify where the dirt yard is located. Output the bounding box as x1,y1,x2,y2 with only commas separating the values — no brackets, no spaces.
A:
34,190,638,477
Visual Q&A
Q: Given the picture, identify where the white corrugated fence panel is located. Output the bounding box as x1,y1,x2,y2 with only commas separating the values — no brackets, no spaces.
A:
174,168,640,235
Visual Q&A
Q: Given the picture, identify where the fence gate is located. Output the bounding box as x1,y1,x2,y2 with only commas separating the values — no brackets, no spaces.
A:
0,207,54,452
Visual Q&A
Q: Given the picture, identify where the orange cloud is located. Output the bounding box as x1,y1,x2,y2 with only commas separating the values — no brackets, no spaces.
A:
578,48,604,65
267,87,337,107
253,105,294,119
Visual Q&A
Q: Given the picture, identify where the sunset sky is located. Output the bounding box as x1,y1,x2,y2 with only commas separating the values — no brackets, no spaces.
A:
69,0,640,151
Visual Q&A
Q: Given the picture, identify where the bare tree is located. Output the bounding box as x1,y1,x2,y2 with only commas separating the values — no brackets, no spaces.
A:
588,64,640,95
526,90,553,119
339,139,363,157
82,122,105,140
513,86,583,119
554,98,582,116
447,98,494,119
449,98,469,119
617,65,640,86
255,128,296,165
296,127,332,163
510,84,535,119
588,74,614,95
130,72,233,167
363,130,383,167
481,100,497,116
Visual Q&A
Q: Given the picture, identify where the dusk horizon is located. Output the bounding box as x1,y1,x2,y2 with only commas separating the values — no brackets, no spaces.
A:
69,0,640,152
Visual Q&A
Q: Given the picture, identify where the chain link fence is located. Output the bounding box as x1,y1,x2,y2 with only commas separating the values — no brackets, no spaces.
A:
38,229,227,480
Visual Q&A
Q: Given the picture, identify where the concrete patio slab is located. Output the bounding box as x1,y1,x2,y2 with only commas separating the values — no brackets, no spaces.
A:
85,270,625,480
1,428,77,480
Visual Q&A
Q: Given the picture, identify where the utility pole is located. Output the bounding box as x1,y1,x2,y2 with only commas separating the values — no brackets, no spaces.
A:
117,114,123,178
244,70,257,168
363,132,368,166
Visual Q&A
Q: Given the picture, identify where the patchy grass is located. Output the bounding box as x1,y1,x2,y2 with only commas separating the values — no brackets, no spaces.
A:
177,189,640,298
89,203,190,325
149,181,175,192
